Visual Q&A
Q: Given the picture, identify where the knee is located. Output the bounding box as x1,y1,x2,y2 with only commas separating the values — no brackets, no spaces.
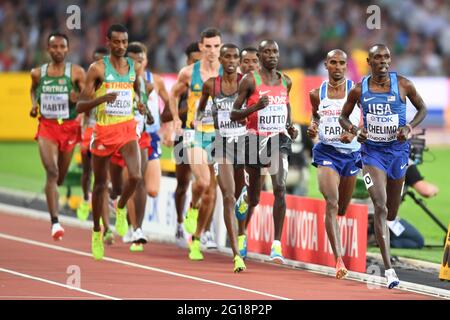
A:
222,193,236,209
201,190,214,206
196,178,209,194
175,181,189,196
248,193,260,208
324,197,339,214
373,201,388,217
128,172,142,186
146,184,158,198
46,167,59,182
94,181,108,193
273,185,286,200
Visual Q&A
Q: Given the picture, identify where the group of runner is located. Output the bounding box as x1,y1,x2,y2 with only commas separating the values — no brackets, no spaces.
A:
30,24,427,288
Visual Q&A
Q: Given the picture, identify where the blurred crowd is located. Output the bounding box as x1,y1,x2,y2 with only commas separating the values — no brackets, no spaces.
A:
0,0,449,77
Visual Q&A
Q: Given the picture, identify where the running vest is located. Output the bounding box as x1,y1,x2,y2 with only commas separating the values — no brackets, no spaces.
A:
186,61,223,132
144,71,160,133
134,76,149,134
95,56,135,126
318,79,360,152
212,74,247,138
37,62,77,120
360,72,406,146
246,71,289,136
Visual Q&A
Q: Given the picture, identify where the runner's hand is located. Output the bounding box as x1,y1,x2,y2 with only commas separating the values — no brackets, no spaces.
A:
357,128,368,143
397,125,411,142
307,122,318,138
173,118,183,136
287,125,298,140
29,106,38,118
103,92,118,104
146,109,155,125
340,131,354,144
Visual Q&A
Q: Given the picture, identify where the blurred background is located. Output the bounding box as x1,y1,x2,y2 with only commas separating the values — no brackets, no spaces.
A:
0,0,448,263
0,0,449,76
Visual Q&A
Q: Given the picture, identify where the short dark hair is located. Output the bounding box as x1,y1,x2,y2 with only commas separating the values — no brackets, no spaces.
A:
107,24,128,39
220,43,239,57
185,42,200,57
200,27,221,42
240,46,258,59
94,47,108,55
368,44,389,57
127,43,144,55
257,40,277,52
47,32,69,46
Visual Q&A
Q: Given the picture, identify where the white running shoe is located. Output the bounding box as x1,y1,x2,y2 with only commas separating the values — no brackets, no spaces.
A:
175,224,188,248
51,223,64,241
201,231,218,250
385,268,400,289
132,228,148,244
122,227,134,243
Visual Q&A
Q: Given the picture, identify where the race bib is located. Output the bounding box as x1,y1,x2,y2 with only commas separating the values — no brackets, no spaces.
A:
217,110,247,137
105,89,133,116
367,113,399,142
183,129,195,147
257,104,287,133
319,116,344,143
40,93,69,119
200,99,214,126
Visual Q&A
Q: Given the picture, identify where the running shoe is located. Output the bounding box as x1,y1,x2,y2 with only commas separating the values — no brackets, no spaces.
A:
76,200,90,221
103,229,115,245
335,257,348,279
122,227,134,243
115,206,128,237
130,243,144,252
238,234,247,259
51,223,64,241
385,268,400,289
183,207,198,235
269,242,285,264
188,239,204,261
233,255,246,273
235,186,248,221
92,231,104,260
175,224,188,248
201,231,218,249
132,228,148,244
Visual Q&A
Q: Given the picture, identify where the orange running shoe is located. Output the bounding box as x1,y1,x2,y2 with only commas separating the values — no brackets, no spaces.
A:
336,257,348,280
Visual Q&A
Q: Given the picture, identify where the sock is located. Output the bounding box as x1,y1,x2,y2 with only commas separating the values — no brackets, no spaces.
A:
51,217,59,224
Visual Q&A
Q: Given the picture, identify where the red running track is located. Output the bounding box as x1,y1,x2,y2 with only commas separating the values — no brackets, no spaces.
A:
0,210,437,300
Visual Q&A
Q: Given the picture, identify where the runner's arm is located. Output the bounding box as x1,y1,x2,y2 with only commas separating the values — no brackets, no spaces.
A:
230,74,264,121
339,84,361,134
152,74,172,122
169,67,191,129
307,88,320,138
70,65,86,104
397,76,427,140
284,75,298,139
29,68,40,117
196,78,213,123
76,62,116,113
339,84,366,143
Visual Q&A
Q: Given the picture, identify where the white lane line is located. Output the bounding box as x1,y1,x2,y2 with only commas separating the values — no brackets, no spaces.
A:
0,232,290,300
0,267,120,300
